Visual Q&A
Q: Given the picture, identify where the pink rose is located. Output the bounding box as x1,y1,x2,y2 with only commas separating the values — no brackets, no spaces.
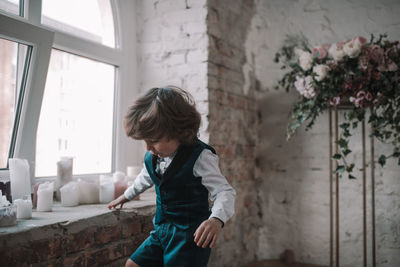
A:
365,92,373,101
294,76,315,99
312,44,330,60
356,90,366,98
352,36,367,45
330,96,341,106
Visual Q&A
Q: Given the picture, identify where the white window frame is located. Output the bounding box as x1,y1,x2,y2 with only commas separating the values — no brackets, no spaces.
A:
0,0,140,185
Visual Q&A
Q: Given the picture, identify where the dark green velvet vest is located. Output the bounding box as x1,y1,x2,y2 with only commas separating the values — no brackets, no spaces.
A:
144,139,215,228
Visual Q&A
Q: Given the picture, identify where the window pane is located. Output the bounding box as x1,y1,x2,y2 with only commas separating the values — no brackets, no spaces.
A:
36,50,115,177
0,37,30,169
42,0,115,47
0,0,19,16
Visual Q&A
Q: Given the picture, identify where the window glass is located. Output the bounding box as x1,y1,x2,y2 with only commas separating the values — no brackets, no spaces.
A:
0,0,19,16
0,37,30,169
35,49,115,177
41,0,115,47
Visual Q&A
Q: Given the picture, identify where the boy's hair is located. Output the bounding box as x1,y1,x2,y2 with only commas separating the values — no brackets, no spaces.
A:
124,86,201,145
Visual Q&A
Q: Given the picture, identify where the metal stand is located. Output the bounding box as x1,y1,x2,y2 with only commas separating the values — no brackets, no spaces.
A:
328,107,376,267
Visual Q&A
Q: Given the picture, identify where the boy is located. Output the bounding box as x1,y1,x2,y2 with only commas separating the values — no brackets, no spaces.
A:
108,86,236,267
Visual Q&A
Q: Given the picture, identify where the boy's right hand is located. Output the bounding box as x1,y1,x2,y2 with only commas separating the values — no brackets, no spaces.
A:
107,195,129,210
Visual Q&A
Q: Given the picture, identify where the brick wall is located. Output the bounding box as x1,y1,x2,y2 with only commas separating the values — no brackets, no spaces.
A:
206,0,260,266
0,207,154,266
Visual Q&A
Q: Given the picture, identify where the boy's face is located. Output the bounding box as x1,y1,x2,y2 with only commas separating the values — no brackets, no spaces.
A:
144,136,180,158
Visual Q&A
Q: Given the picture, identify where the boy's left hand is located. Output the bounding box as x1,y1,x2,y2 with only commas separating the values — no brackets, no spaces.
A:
194,217,223,248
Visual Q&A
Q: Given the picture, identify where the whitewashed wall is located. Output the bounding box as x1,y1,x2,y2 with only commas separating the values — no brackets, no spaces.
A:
245,0,400,266
135,0,209,145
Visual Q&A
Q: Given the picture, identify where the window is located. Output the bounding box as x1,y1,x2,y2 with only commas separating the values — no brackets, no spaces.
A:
0,1,139,182
0,38,30,168
35,0,118,177
41,0,115,47
36,50,115,176
0,13,53,180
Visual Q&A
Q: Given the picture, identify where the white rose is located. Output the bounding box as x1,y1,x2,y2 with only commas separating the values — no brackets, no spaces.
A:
313,64,329,81
298,50,313,71
343,38,363,58
328,43,345,61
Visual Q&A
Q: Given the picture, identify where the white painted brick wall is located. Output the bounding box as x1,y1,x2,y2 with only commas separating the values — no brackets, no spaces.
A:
247,0,400,266
135,0,209,142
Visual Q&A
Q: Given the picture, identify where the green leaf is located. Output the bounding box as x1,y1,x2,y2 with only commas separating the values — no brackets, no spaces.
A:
378,155,386,167
334,165,345,173
332,154,342,160
336,138,348,148
342,148,352,156
339,123,350,130
346,163,355,172
343,131,351,138
348,174,357,179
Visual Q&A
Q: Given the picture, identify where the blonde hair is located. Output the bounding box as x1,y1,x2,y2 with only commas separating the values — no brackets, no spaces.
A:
124,86,201,145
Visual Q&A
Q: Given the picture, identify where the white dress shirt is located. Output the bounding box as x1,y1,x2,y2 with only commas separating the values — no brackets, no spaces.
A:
124,149,236,224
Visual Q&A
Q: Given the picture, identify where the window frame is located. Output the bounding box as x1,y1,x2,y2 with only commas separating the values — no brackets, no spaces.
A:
0,0,140,184
0,12,53,183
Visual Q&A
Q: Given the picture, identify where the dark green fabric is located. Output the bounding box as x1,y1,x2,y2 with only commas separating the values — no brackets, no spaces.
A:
144,139,215,229
130,222,211,267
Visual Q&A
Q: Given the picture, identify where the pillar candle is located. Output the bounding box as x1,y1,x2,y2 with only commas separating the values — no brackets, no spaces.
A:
99,175,114,204
14,195,32,219
126,166,141,180
36,182,54,212
9,158,31,201
60,182,79,207
78,179,99,204
55,157,73,201
113,171,127,199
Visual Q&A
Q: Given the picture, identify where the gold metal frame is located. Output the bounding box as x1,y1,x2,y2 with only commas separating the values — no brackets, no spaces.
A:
328,107,376,267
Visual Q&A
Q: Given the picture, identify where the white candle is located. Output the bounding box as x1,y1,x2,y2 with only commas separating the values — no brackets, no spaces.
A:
113,171,126,182
60,182,79,207
55,157,73,201
14,195,32,219
36,182,54,212
78,179,99,204
127,166,141,179
9,158,31,201
0,190,10,207
99,175,114,204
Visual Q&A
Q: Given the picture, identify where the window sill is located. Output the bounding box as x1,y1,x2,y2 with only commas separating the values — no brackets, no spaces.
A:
0,190,156,236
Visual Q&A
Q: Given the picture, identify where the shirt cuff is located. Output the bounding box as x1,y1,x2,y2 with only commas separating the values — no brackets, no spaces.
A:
124,187,135,200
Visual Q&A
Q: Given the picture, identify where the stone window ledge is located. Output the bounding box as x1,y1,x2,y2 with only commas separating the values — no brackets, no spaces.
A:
0,191,156,266
0,191,156,236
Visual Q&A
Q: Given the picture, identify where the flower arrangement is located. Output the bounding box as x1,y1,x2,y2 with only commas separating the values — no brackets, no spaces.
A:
275,34,400,178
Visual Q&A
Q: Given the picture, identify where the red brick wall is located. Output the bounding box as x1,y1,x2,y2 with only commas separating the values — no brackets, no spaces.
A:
207,1,260,266
0,208,154,266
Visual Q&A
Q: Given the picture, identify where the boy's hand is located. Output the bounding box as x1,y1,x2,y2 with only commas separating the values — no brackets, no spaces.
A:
107,195,129,210
193,217,223,248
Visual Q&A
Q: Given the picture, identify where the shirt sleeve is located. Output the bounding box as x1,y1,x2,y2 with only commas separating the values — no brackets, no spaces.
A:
193,149,236,224
124,164,154,200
